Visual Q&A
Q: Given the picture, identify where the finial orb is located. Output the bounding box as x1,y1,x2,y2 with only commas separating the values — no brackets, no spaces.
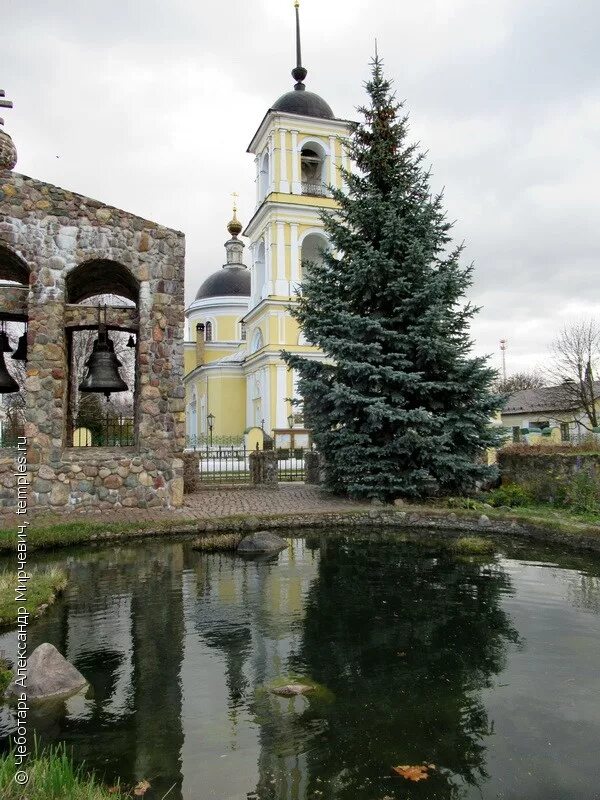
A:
227,212,243,237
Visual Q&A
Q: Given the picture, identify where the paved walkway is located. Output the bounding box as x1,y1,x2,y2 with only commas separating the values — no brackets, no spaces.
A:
0,485,369,528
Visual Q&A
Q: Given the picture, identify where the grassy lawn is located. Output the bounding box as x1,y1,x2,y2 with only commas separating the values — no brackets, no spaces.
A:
0,745,129,800
0,567,68,627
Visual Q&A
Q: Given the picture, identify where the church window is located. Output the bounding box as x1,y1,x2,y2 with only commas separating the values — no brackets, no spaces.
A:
259,152,270,200
240,321,247,341
250,328,264,353
301,144,327,196
205,321,213,342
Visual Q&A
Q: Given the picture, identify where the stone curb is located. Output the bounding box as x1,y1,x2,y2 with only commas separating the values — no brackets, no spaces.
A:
75,507,600,555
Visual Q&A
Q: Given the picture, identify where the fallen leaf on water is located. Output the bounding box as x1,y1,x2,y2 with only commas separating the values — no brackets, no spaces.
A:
392,764,432,781
133,779,151,796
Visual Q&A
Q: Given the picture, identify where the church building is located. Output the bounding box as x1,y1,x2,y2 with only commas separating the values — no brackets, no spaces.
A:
184,4,352,446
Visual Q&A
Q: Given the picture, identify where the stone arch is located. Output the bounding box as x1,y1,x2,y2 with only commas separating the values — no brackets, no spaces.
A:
0,243,30,286
66,259,139,305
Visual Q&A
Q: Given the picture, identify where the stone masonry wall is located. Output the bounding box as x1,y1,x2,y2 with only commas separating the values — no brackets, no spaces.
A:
498,451,600,492
0,169,186,510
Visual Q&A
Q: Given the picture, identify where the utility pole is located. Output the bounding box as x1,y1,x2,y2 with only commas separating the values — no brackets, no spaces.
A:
499,339,507,383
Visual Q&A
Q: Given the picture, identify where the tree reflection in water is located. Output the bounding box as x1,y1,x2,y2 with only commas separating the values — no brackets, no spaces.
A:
252,536,521,800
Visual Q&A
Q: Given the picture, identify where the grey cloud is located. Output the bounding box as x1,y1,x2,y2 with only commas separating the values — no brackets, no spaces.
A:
3,0,599,379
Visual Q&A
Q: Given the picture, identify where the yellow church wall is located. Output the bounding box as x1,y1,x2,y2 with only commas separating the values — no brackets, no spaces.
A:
188,313,243,344
184,346,196,376
205,373,246,437
268,192,337,210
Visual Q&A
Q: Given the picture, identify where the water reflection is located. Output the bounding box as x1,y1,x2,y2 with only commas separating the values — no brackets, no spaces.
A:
0,534,599,800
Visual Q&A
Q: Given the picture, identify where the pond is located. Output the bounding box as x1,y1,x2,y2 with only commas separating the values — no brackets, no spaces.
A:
1,532,600,800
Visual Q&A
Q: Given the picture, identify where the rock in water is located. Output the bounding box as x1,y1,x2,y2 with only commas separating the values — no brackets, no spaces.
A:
270,683,314,697
6,643,87,700
237,531,287,554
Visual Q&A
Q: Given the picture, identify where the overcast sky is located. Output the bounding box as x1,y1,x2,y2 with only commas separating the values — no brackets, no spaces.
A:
4,0,599,377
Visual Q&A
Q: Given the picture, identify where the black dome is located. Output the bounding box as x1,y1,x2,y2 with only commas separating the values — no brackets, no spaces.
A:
272,89,334,120
195,267,250,300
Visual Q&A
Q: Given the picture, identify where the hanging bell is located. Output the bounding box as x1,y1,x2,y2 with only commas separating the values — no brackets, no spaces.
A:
11,331,27,361
0,331,12,353
126,334,135,348
0,351,19,393
78,324,128,400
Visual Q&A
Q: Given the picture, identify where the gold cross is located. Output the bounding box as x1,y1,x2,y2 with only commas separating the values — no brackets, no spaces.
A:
232,191,239,214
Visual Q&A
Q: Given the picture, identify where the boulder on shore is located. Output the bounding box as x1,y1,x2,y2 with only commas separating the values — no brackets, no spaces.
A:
6,643,87,700
237,531,287,554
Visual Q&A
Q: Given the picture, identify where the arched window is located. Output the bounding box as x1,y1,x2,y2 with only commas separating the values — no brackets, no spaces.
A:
253,241,266,304
301,143,327,196
300,232,329,282
240,321,247,341
259,152,270,200
205,321,213,342
250,328,264,354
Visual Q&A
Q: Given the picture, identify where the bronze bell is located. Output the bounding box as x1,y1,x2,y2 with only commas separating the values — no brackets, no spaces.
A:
11,331,27,361
79,324,128,400
0,331,12,353
126,334,135,348
0,351,19,393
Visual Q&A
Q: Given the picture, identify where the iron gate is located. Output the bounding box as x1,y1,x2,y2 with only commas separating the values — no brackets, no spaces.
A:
276,447,306,482
198,445,252,485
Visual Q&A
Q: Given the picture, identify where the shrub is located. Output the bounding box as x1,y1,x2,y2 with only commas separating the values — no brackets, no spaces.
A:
446,497,481,510
486,483,532,508
524,476,568,506
564,471,600,515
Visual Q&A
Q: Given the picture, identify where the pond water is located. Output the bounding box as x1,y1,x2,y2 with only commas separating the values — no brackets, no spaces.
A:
1,532,600,800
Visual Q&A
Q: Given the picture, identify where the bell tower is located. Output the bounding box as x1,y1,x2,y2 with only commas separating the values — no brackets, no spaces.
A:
242,2,352,432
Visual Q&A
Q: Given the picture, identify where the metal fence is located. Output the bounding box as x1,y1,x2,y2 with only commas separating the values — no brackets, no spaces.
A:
301,181,330,197
72,414,135,447
198,445,252,485
192,444,308,485
276,447,307,482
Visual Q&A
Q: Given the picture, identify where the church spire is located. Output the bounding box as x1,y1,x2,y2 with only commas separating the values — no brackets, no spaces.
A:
291,1,308,91
224,197,246,269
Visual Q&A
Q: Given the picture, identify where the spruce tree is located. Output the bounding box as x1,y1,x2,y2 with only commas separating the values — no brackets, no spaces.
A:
283,57,503,501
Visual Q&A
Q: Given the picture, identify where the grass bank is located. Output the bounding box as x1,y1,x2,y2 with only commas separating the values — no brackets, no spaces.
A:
0,501,597,556
0,567,67,627
0,744,128,800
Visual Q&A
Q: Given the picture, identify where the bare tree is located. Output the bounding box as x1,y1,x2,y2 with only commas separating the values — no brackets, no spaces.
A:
549,319,600,430
495,370,545,394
